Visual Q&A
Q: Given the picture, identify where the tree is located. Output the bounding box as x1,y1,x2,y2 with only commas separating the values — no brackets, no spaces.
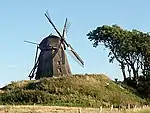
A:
87,25,150,81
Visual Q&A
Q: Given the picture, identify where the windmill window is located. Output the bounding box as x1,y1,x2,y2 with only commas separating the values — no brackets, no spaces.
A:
57,61,61,65
58,68,62,73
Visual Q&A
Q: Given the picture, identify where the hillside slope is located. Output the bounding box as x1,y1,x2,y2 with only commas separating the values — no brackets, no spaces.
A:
0,74,146,107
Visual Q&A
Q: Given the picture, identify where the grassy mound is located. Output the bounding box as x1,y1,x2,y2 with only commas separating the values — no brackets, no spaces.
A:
0,74,146,107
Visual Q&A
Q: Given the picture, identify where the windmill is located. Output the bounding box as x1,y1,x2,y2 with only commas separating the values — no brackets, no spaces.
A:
25,11,84,80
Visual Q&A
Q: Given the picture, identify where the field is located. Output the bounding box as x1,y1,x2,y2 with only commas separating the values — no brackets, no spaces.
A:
0,105,150,113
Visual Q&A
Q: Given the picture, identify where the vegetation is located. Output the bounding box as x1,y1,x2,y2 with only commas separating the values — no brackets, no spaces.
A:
87,25,150,98
87,25,150,80
0,74,146,107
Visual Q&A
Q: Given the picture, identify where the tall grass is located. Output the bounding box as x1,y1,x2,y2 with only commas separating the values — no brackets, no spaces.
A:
0,74,146,108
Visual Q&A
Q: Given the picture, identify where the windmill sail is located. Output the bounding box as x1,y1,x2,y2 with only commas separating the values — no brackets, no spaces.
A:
45,11,69,47
62,18,68,39
67,45,84,67
45,11,84,67
24,40,39,46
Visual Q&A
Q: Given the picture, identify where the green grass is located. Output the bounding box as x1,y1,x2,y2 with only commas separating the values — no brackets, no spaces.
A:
0,74,146,108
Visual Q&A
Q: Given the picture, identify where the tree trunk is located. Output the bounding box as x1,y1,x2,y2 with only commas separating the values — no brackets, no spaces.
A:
120,62,126,80
127,65,131,78
131,64,137,79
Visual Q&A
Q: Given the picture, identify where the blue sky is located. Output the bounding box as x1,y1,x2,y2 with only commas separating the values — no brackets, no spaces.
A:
0,0,150,87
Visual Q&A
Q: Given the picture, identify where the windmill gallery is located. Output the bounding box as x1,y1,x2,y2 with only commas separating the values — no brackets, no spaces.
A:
25,11,84,80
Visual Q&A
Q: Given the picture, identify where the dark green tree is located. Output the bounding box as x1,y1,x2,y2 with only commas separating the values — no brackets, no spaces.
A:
87,25,150,81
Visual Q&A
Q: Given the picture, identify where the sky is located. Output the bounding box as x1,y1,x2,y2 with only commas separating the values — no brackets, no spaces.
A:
0,0,150,87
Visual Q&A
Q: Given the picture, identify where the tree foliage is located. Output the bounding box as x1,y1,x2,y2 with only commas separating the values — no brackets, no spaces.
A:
87,25,150,83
